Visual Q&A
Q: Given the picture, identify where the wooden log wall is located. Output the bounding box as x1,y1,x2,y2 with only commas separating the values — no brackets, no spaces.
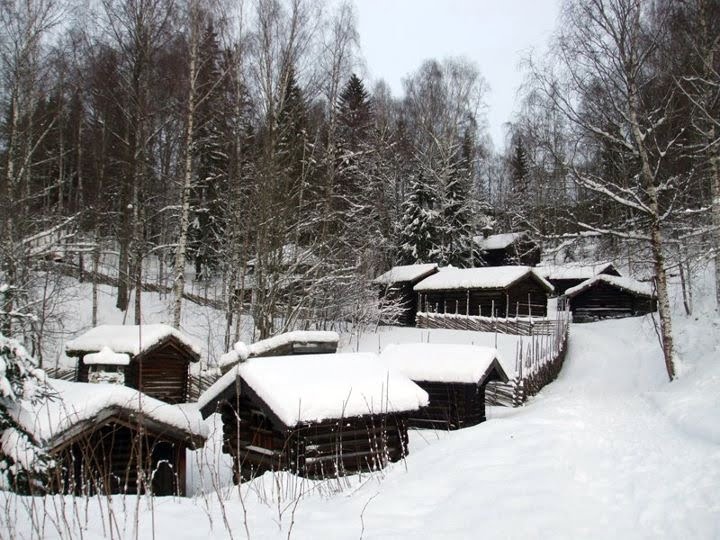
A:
406,382,486,430
418,278,548,318
570,283,657,323
53,424,185,496
220,398,409,482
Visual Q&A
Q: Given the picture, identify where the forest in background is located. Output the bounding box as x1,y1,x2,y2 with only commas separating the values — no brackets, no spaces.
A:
1,0,718,379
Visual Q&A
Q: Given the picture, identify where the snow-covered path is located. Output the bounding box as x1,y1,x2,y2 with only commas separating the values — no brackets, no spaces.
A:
269,316,719,539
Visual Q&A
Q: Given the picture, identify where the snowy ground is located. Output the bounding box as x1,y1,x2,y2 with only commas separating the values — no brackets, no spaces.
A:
5,267,719,539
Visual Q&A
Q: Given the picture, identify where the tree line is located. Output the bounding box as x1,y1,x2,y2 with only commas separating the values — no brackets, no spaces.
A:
1,0,718,380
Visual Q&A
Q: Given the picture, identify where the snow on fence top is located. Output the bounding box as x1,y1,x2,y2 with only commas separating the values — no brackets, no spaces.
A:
16,379,207,446
474,232,525,251
380,343,508,385
536,262,617,281
218,330,339,368
413,266,553,292
82,346,130,366
199,352,428,428
564,274,655,298
65,324,202,358
374,263,439,285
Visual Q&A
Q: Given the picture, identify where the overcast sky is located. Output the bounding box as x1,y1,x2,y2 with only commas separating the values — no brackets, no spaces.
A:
352,0,561,150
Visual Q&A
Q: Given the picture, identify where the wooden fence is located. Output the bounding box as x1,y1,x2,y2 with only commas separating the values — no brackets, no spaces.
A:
416,311,557,336
488,306,570,407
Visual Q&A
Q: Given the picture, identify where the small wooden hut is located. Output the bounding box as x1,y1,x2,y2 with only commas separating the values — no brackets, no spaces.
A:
474,231,541,267
198,353,428,482
218,330,339,374
374,263,439,326
536,262,621,295
66,324,201,404
414,266,554,318
21,380,206,496
381,344,509,429
562,275,657,322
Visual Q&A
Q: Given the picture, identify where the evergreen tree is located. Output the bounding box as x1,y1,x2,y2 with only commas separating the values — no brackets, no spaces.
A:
188,21,230,280
0,333,54,493
508,133,531,230
397,171,441,264
441,135,476,267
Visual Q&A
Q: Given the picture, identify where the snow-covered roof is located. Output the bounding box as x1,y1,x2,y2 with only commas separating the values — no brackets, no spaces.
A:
15,380,207,448
82,346,130,366
218,331,339,368
374,264,439,285
65,324,201,359
413,266,554,292
563,274,655,298
474,232,527,251
199,353,429,427
536,262,618,281
380,343,508,385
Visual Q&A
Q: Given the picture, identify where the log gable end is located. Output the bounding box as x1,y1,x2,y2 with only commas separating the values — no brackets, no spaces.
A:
76,336,197,404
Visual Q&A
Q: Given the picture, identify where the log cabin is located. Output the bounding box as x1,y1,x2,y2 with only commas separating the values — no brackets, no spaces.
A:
562,275,657,322
374,263,439,326
218,331,340,374
66,324,201,404
536,262,621,295
473,231,541,267
17,380,206,496
380,343,509,429
198,353,428,482
414,266,554,318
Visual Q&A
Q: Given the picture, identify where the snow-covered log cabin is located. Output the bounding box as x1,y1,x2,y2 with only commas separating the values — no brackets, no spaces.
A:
218,331,339,374
414,266,554,318
381,344,509,429
198,353,428,481
17,380,206,496
561,275,657,322
474,231,541,267
65,324,201,404
374,263,439,326
536,262,621,295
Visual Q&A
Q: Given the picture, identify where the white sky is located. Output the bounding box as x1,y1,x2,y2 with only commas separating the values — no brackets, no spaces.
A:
353,0,561,150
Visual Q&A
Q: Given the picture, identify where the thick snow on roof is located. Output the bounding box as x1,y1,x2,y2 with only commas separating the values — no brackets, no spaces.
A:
82,346,130,366
564,274,655,298
200,353,428,427
16,379,207,445
218,331,339,368
536,262,617,281
475,232,525,251
380,343,507,384
374,263,438,285
65,324,201,358
414,266,553,292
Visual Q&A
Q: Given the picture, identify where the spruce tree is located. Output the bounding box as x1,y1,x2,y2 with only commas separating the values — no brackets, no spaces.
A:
397,171,441,264
0,333,54,493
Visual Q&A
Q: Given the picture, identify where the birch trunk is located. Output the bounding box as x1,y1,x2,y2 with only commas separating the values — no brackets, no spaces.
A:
172,6,200,329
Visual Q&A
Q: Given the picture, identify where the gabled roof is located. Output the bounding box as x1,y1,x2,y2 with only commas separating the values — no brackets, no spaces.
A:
15,380,207,451
474,232,531,251
199,353,429,429
65,324,201,360
380,343,509,385
563,274,655,299
413,266,554,293
218,331,339,369
536,262,620,281
374,263,439,285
